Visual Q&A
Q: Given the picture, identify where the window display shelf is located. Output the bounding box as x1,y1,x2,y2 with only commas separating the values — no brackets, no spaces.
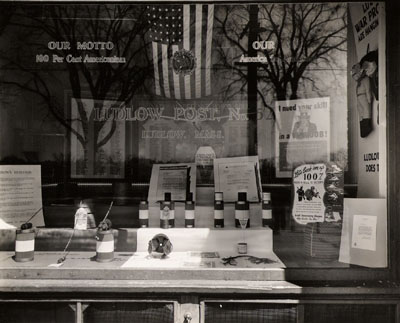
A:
0,226,285,281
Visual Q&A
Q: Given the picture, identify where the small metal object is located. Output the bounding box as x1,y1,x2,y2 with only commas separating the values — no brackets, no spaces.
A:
237,242,247,254
148,233,173,258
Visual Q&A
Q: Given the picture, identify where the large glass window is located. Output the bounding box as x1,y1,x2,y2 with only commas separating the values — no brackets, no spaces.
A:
0,2,387,271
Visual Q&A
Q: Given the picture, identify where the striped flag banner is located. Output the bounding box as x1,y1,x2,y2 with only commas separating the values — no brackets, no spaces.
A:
148,4,214,100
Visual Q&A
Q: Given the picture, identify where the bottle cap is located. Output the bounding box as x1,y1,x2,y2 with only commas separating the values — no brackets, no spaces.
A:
164,192,171,201
238,192,247,201
21,222,33,230
263,192,271,200
186,192,193,202
215,192,223,201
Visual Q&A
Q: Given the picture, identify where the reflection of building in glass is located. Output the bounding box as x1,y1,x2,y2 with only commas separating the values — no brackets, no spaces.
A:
222,120,254,157
142,119,177,162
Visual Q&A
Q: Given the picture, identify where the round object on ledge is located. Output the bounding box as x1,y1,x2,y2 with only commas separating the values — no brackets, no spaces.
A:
148,233,173,258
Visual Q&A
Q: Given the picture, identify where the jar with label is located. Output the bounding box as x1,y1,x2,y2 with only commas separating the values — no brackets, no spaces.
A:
262,192,273,228
214,192,224,228
185,192,195,228
139,200,149,228
235,192,250,228
160,192,174,228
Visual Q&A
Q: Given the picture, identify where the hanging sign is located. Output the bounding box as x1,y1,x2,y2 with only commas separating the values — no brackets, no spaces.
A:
292,163,344,225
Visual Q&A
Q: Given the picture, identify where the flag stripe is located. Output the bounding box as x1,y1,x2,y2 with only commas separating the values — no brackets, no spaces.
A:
201,5,209,98
206,5,214,96
152,42,161,96
183,4,191,99
195,5,202,98
190,5,197,99
161,44,170,98
172,44,181,99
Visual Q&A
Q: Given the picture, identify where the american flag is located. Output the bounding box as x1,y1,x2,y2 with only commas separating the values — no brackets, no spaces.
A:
147,4,214,99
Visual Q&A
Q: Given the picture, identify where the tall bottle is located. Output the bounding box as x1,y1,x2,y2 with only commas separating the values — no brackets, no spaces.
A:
214,192,224,228
262,192,273,228
185,192,195,228
235,192,250,228
160,192,175,228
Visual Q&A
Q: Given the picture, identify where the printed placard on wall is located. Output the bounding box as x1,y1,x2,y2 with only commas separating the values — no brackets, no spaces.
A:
292,163,344,225
70,98,125,178
292,164,327,224
0,165,45,229
339,198,386,268
275,97,330,178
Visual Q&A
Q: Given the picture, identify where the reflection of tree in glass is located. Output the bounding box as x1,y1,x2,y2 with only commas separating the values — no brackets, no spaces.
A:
214,3,347,115
0,4,153,169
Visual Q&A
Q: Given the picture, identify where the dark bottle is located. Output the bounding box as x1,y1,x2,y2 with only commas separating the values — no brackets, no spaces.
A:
235,192,250,228
214,192,224,228
160,192,175,228
184,192,195,228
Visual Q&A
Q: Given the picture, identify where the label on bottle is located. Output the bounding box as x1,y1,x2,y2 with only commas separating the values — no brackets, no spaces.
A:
262,209,272,220
235,209,249,220
214,209,224,220
185,210,195,220
139,209,149,220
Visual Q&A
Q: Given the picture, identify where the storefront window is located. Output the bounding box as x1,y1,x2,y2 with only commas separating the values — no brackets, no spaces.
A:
0,2,387,272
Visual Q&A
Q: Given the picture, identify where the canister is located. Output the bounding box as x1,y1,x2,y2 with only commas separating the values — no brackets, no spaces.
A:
96,230,114,262
15,227,35,262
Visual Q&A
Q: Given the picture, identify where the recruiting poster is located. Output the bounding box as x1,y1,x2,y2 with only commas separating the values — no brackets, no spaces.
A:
349,2,386,198
292,163,344,225
275,97,330,178
70,98,125,178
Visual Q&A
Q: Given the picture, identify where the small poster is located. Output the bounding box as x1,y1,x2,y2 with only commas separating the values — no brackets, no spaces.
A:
148,163,196,204
292,164,326,224
0,165,44,229
339,198,386,268
351,214,377,251
213,156,262,202
274,97,330,177
292,163,344,225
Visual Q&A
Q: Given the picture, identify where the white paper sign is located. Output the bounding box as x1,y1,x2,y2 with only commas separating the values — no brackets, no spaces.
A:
148,163,196,204
213,156,262,202
339,198,386,268
0,165,44,229
351,214,377,251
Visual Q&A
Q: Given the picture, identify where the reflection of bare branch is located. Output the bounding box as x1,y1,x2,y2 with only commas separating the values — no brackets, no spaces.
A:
215,3,347,102
96,119,117,150
1,4,153,156
2,80,84,145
